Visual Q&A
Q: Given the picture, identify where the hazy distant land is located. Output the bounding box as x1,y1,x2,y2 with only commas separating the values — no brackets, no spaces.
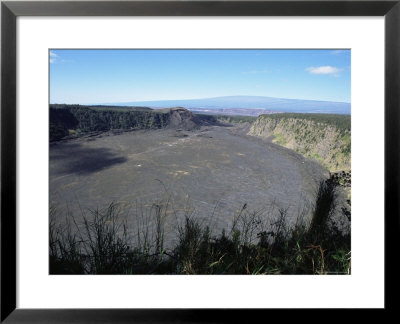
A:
101,95,351,115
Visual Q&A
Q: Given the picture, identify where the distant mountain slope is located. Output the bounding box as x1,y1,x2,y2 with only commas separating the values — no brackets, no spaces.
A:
104,95,351,115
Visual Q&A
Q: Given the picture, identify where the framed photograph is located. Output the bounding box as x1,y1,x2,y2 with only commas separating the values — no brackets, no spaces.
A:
1,0,398,321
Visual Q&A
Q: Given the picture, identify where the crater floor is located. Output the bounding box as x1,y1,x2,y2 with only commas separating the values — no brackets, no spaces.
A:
50,125,328,246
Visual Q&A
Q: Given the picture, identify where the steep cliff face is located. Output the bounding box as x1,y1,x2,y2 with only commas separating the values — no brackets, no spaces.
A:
248,114,351,172
160,107,199,130
49,105,204,141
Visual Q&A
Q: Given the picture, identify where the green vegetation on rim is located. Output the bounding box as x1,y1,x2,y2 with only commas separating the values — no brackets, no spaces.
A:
258,113,351,134
216,115,258,124
248,113,351,172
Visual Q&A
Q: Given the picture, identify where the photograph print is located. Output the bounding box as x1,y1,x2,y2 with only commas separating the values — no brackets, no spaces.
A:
49,49,351,275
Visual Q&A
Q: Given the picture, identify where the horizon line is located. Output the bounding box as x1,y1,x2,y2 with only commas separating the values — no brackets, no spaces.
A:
62,94,351,106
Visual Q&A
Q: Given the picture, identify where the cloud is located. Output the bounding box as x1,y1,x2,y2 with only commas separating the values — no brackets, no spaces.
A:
49,51,58,63
306,66,342,76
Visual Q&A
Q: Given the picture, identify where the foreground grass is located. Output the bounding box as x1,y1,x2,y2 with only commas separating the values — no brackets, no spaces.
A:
50,180,350,275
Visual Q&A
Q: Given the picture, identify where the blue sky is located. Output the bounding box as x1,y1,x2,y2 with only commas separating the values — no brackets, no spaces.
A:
50,49,351,104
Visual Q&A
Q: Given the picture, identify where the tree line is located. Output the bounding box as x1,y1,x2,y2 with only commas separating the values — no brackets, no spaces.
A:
259,113,351,134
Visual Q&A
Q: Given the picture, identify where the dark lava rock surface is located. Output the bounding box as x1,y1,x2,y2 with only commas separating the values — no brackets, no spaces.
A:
50,124,330,247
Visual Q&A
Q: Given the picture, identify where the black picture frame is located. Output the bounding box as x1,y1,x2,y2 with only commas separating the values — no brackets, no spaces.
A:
1,0,399,321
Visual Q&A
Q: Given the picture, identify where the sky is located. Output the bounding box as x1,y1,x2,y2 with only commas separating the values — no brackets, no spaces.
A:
49,49,351,104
